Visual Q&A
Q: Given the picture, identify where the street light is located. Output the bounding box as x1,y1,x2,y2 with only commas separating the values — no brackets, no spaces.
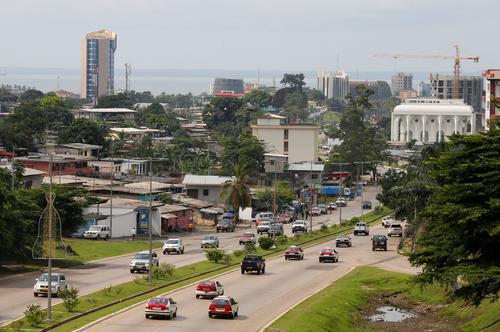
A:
328,162,350,225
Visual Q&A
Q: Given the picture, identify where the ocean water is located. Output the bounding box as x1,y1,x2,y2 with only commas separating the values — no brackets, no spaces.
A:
0,67,461,96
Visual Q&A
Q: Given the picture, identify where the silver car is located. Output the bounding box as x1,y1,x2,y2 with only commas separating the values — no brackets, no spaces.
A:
201,235,219,248
388,223,403,237
257,220,271,234
33,272,67,297
130,251,159,273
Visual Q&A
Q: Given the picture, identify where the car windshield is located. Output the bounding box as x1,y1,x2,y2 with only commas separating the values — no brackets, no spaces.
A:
287,247,299,251
199,281,215,287
149,297,169,304
88,226,101,231
219,220,230,225
133,254,150,260
391,224,402,228
242,233,254,237
165,239,179,244
213,299,230,306
39,274,59,282
321,249,334,253
295,221,304,224
204,236,216,240
373,236,386,240
244,255,261,261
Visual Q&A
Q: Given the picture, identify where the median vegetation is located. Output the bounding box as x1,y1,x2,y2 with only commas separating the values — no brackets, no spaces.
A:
266,266,500,332
3,207,391,332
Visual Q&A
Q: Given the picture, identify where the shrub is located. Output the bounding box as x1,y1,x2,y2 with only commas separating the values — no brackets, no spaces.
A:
24,304,44,327
294,233,302,241
374,205,384,214
222,253,231,265
102,284,113,296
244,242,256,252
205,248,225,263
320,223,328,233
276,235,288,245
258,236,275,250
348,216,360,226
233,249,245,258
152,263,175,280
58,286,80,312
133,276,147,285
86,297,98,307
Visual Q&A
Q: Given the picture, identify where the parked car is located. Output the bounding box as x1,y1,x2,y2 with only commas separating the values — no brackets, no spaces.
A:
70,228,86,239
354,222,369,236
318,247,339,263
255,212,273,225
257,220,271,234
130,251,159,273
336,198,347,207
83,225,110,240
388,223,403,237
216,219,235,232
372,235,388,251
33,272,67,297
285,246,304,260
144,296,177,319
277,213,293,224
328,202,337,211
381,216,394,228
195,280,224,299
317,204,328,214
362,200,373,209
292,220,308,233
311,206,321,216
335,235,352,247
162,238,185,254
221,211,236,222
201,235,219,248
241,254,265,274
208,296,239,319
239,232,256,245
267,223,284,237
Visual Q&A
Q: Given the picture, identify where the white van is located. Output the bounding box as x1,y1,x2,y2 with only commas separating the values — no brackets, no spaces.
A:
84,225,111,240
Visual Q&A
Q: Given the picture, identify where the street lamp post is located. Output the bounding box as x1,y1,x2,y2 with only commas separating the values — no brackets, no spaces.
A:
148,157,153,285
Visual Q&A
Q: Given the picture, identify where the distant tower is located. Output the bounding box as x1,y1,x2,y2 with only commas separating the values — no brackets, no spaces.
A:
80,29,118,103
125,63,132,92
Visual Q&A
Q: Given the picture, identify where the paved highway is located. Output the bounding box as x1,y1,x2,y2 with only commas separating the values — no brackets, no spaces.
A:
84,222,416,332
0,187,379,325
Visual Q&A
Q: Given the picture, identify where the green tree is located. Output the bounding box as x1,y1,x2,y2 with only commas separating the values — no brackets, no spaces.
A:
307,89,325,104
221,135,264,175
19,89,44,101
256,181,295,207
202,97,243,135
220,163,252,221
280,73,306,93
59,118,109,146
136,103,180,135
409,125,500,304
242,90,272,109
97,93,133,108
282,92,309,122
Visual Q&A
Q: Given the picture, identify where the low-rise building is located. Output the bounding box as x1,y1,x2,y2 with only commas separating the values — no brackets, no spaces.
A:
17,155,93,176
72,108,137,122
0,164,46,189
108,127,160,141
182,175,233,204
38,143,102,158
482,69,500,129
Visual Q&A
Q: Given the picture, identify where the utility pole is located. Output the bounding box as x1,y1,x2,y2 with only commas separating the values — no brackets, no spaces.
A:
148,157,153,285
11,146,15,191
310,161,313,235
109,157,113,238
47,154,53,322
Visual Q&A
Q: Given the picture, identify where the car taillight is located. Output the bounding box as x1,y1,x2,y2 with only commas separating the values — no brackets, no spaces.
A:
210,286,216,291
209,304,215,310
146,304,152,309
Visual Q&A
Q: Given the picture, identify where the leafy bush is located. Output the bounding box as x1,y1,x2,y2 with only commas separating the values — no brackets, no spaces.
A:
347,216,360,226
244,242,256,252
294,233,302,241
374,205,384,214
86,297,98,307
205,248,225,263
133,276,147,285
222,253,231,265
233,249,245,258
320,223,328,233
276,235,288,245
58,286,80,312
152,263,175,280
24,304,44,327
258,236,275,250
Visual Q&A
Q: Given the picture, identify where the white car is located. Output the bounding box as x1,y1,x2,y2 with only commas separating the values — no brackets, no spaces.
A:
34,272,67,297
84,225,110,240
163,238,185,254
201,235,219,248
195,280,224,299
145,296,178,319
292,220,307,233
381,216,394,228
257,220,271,234
354,222,369,236
130,251,159,273
388,223,403,237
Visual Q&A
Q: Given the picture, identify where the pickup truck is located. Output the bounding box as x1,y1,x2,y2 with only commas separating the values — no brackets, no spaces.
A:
354,222,369,236
241,254,265,274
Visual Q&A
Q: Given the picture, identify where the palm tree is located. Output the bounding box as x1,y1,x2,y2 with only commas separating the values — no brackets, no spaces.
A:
220,163,252,223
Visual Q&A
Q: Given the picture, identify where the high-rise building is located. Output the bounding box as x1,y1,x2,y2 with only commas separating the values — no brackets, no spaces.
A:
80,29,118,102
212,78,244,95
482,69,500,129
317,71,349,101
429,74,483,113
417,81,431,97
391,73,413,96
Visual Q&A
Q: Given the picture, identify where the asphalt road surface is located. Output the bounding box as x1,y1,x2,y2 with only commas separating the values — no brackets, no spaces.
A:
84,223,416,332
0,187,380,325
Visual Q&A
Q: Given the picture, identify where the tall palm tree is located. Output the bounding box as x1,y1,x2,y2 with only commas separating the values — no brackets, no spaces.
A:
220,163,252,223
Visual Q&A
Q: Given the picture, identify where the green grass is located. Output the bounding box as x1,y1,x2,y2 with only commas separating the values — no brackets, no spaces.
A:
266,266,500,332
0,239,163,278
1,207,392,332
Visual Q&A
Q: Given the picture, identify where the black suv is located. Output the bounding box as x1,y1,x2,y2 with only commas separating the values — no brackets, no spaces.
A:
371,235,387,251
216,220,235,232
241,254,266,274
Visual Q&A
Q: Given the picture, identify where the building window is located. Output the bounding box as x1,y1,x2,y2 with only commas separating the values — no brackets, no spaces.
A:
415,119,418,123
284,129,288,140
284,141,288,153
203,189,209,196
311,174,318,180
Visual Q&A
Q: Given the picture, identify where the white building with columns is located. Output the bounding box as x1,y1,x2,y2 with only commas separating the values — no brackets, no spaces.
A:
391,98,476,144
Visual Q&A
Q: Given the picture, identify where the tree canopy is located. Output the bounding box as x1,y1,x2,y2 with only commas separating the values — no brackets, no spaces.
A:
280,73,306,93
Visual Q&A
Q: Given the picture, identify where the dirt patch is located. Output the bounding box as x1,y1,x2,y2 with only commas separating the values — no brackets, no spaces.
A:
361,292,456,331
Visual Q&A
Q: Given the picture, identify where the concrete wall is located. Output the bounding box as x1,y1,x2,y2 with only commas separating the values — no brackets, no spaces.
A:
186,185,225,204
287,128,319,163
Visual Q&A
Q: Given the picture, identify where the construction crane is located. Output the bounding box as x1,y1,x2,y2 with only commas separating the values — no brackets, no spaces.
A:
374,45,479,99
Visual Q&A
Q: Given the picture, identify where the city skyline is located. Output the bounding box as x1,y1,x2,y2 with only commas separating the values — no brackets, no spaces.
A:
0,0,497,73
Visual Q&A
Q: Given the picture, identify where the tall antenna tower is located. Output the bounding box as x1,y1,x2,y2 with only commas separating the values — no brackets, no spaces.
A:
125,63,132,92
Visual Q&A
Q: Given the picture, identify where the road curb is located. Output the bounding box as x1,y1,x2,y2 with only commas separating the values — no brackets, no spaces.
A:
258,266,357,332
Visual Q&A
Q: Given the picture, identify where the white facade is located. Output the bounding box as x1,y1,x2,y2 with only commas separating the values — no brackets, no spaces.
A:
251,114,319,163
317,71,349,101
182,175,233,204
391,98,475,144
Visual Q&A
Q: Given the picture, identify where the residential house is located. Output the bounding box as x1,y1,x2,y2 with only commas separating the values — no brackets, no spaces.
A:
182,175,233,204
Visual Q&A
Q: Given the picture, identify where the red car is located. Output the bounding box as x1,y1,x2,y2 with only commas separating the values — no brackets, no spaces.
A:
285,246,304,260
328,203,337,211
239,232,256,245
195,280,224,299
318,247,339,263
208,296,239,319
144,296,178,319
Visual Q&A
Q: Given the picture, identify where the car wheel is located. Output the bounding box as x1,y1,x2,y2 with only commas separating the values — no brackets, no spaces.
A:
196,294,200,299
167,313,171,320
262,267,265,274
173,310,177,317
231,313,235,319
241,268,245,274
239,242,242,245
384,247,387,251
208,313,212,318
221,290,224,295
257,268,261,275
34,292,38,297
163,250,167,255
319,259,322,263
235,310,238,317
145,314,149,319
285,257,288,260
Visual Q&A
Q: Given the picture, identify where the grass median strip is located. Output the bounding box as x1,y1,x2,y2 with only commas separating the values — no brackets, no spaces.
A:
266,266,500,332
2,207,391,332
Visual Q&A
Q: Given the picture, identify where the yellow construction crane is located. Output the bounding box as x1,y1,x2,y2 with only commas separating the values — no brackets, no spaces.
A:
374,45,479,99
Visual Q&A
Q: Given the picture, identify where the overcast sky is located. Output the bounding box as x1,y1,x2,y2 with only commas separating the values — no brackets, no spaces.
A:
0,0,497,74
